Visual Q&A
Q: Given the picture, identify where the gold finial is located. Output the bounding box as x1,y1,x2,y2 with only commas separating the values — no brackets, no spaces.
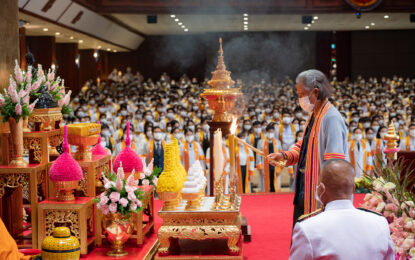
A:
208,38,235,89
384,121,400,162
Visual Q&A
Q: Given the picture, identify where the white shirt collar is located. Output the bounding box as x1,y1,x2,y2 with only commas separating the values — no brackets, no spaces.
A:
324,199,354,211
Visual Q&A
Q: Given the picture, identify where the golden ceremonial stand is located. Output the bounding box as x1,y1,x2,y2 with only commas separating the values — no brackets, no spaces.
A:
156,39,244,260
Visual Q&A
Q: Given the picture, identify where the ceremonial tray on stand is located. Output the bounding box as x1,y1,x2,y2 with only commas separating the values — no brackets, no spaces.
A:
155,196,243,260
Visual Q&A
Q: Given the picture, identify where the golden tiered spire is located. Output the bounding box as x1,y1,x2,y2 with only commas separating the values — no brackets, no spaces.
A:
208,38,235,89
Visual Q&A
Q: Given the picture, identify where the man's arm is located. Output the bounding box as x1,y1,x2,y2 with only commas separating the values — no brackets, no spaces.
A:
289,223,313,260
322,114,348,161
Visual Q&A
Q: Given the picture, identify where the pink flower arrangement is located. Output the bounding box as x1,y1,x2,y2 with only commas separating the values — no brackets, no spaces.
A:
0,60,38,122
139,159,160,187
361,172,415,259
95,164,144,216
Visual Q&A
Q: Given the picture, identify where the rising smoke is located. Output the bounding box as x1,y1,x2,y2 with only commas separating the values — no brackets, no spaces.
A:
154,31,315,83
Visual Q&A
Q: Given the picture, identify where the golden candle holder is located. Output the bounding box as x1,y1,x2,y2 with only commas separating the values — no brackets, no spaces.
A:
200,38,242,123
29,107,62,131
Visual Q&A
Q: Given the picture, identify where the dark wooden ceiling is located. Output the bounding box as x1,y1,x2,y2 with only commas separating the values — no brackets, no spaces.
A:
74,0,415,14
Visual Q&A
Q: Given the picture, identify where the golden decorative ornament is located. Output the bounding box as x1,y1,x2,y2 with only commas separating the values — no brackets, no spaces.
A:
103,213,134,257
29,107,62,131
200,38,242,123
41,226,80,260
64,123,101,160
8,117,27,166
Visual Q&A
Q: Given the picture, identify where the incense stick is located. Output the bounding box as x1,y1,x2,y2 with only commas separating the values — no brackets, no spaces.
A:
234,136,282,166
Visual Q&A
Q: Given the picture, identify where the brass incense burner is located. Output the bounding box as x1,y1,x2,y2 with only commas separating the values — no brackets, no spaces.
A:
200,38,242,123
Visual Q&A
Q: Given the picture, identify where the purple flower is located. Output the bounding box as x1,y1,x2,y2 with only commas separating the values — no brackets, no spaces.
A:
15,103,22,115
109,192,120,203
119,198,128,207
109,203,117,214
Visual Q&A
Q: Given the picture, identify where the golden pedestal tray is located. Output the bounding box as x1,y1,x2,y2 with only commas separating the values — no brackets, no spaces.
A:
157,196,242,256
29,108,62,131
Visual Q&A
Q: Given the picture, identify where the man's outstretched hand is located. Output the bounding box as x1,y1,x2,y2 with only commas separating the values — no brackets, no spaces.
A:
267,152,285,166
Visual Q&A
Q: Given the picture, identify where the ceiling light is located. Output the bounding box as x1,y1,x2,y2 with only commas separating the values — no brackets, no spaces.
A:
55,32,60,35
384,15,389,19
170,14,176,18
181,25,185,28
69,36,74,39
244,21,248,25
370,22,375,26
365,25,370,29
174,18,179,22
184,28,189,32
243,13,248,17
43,28,48,31
244,17,248,21
107,48,111,51
312,20,315,24
78,40,83,43
97,45,101,49
313,16,319,20
244,28,248,31
304,27,309,30
178,22,183,25
113,50,117,53
307,24,311,27
93,52,98,58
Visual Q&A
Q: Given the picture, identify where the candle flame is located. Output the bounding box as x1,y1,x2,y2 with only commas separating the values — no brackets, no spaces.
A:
230,116,237,135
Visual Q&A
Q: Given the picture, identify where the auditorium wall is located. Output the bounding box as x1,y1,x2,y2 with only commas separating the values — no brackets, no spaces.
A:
351,30,415,79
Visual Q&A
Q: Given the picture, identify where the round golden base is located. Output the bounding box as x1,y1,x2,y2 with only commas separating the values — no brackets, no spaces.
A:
9,158,28,167
107,248,128,257
74,150,92,161
185,200,200,211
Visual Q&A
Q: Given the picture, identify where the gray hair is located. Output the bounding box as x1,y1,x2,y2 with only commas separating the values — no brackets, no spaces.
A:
295,69,333,100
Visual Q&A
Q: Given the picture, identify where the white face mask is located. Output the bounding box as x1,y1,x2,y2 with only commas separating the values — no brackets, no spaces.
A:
315,183,325,205
186,135,194,143
154,132,163,141
244,125,251,131
146,131,153,139
145,115,153,122
188,125,195,131
372,125,380,133
380,132,386,139
267,133,274,139
367,134,375,140
202,124,209,132
282,117,292,125
173,133,182,140
410,129,415,138
299,93,315,113
254,128,262,135
363,123,370,129
354,133,363,141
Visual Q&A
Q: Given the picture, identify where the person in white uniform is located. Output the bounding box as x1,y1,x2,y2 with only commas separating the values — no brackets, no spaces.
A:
289,159,394,260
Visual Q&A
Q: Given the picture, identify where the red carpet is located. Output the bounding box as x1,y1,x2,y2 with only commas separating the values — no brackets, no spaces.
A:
86,193,365,259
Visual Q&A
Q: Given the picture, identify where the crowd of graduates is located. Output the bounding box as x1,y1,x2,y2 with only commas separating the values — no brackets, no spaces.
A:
65,67,415,193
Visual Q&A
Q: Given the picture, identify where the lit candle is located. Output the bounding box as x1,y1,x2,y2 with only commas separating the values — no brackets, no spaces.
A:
229,117,237,180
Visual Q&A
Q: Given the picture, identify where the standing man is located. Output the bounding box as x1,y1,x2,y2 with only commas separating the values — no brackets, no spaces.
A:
268,69,348,227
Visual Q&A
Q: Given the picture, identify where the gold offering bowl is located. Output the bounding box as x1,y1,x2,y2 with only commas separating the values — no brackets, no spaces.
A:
158,191,179,211
53,180,79,201
182,192,200,211
200,89,241,122
29,107,63,131
67,134,99,161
